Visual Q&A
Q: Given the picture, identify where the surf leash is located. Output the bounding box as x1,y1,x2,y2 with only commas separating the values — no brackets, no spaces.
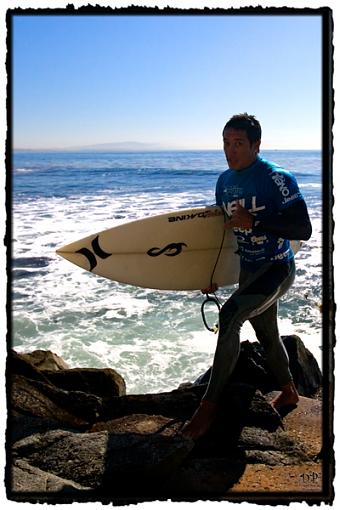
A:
200,203,230,334
201,293,221,333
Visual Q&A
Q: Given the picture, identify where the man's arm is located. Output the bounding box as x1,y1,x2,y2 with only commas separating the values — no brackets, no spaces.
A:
226,200,312,241
251,200,312,240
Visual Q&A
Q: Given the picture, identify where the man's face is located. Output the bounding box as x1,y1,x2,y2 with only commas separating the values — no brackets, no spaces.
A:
223,128,260,171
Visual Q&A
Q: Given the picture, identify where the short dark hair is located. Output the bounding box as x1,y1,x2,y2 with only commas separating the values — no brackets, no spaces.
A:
223,113,262,144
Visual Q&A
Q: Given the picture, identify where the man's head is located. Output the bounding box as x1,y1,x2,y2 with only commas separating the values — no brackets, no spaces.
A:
222,113,262,170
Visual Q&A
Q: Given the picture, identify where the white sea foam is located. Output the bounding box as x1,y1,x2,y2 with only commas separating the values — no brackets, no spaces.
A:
12,203,323,394
299,182,322,189
15,167,35,173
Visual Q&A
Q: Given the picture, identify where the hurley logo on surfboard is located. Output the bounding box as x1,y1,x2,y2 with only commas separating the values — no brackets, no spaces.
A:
76,235,112,271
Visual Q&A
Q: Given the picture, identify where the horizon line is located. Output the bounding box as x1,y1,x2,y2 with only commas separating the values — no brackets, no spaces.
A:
13,147,322,153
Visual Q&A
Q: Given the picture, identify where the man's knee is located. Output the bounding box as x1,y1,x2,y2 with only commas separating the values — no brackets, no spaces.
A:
219,298,239,329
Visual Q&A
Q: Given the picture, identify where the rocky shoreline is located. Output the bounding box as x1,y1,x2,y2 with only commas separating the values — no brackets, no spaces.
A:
6,335,331,503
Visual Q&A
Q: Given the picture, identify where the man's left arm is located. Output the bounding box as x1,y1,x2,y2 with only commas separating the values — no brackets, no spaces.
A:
226,200,312,241
252,199,312,240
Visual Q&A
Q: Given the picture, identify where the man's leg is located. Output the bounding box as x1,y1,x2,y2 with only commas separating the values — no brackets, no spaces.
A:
203,261,295,402
182,261,295,439
249,303,299,409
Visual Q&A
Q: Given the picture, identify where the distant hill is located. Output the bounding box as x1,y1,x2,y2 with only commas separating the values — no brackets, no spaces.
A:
14,141,194,152
57,141,188,152
64,141,166,151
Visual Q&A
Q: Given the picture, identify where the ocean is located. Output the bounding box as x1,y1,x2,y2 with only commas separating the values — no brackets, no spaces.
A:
11,150,322,394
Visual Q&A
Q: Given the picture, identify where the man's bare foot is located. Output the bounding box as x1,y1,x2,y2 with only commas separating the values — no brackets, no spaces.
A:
271,381,299,410
181,400,218,441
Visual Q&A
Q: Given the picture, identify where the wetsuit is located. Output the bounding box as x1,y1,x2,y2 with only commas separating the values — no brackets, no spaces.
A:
203,156,312,402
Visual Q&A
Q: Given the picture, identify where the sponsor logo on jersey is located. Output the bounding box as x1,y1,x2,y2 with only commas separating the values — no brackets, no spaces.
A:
283,192,300,204
269,170,290,197
223,196,265,217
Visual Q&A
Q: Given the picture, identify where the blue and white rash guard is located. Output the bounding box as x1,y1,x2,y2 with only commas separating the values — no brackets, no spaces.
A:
215,156,303,271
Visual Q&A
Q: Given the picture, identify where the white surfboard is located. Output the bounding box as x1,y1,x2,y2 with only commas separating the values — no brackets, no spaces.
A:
56,206,301,291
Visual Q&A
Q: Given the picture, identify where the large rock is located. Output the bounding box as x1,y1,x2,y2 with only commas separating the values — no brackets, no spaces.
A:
11,459,91,494
7,342,325,501
12,424,194,497
9,411,69,445
11,350,126,398
184,385,283,460
195,335,322,397
268,393,323,458
41,367,126,399
9,351,53,384
90,414,175,434
9,356,283,445
10,373,102,424
282,335,322,396
10,375,89,431
8,351,127,438
163,456,247,497
238,426,311,465
101,385,203,421
101,383,283,434
162,398,322,497
16,350,70,371
227,396,324,494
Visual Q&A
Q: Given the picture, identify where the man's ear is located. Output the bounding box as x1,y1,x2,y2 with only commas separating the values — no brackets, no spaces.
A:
254,140,261,155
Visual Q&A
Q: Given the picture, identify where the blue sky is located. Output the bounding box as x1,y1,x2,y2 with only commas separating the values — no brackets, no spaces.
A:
12,13,322,150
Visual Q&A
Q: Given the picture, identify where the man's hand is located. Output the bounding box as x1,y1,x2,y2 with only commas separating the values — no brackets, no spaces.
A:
225,203,254,229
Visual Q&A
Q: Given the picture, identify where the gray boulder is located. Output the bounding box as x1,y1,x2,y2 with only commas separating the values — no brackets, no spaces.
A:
10,375,89,430
282,335,322,396
195,335,322,397
12,421,194,497
7,339,323,501
11,459,91,494
41,367,126,399
15,350,70,371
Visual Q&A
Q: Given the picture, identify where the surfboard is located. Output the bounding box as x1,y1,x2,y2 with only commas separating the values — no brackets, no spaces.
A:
56,205,301,291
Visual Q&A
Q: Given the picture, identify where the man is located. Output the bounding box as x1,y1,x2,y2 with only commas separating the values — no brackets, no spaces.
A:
182,113,312,441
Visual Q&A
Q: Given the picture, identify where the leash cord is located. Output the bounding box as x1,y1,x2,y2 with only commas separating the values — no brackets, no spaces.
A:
201,204,228,333
201,294,221,333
